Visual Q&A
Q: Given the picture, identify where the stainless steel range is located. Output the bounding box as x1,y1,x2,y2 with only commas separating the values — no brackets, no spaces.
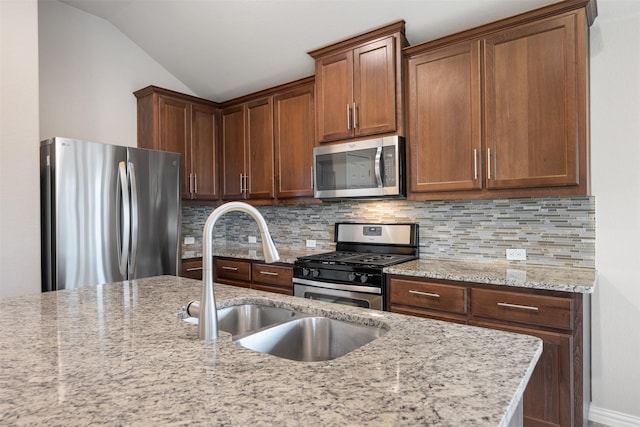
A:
293,223,419,310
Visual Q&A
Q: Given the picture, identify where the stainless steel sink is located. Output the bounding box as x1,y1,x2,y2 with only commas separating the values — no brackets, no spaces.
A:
216,304,296,336
233,316,387,362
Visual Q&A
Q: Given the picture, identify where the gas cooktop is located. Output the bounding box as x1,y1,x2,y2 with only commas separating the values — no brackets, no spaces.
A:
297,251,416,267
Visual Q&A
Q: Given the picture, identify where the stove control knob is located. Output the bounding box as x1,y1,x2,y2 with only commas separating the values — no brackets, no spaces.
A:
311,269,320,278
360,274,369,283
348,273,356,282
302,268,310,277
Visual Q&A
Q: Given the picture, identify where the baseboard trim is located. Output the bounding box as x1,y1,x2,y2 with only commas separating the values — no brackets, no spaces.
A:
590,405,640,427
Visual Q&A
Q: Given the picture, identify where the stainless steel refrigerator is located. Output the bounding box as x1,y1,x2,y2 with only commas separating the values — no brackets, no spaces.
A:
40,137,181,292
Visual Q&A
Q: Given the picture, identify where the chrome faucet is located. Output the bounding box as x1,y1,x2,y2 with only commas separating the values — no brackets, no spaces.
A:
198,202,280,340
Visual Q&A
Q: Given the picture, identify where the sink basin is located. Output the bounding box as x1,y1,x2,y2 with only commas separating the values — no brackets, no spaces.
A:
233,316,387,362
217,304,296,336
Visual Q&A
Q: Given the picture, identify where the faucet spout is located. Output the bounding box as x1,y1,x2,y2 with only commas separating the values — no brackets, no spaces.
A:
199,202,280,341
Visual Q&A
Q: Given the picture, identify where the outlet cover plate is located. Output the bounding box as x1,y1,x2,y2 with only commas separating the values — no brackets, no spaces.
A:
506,248,527,261
248,236,257,244
306,239,316,248
184,236,195,245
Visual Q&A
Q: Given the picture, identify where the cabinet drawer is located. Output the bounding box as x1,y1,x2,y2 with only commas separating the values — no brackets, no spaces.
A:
471,288,573,330
181,259,203,280
252,263,293,288
214,258,251,282
389,278,467,315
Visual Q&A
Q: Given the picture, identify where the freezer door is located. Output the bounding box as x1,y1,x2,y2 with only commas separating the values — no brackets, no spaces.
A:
41,138,128,291
126,148,180,279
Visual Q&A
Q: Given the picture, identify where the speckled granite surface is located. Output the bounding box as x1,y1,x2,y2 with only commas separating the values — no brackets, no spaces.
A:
184,244,327,265
185,245,596,293
385,258,596,293
0,276,541,426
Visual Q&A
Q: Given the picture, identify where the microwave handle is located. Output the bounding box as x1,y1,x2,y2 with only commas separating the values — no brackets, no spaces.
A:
374,146,383,188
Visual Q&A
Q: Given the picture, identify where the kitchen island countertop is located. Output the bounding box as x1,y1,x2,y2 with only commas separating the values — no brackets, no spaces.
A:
0,276,541,426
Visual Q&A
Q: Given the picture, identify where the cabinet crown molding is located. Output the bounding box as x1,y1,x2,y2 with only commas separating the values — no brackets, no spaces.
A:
307,20,406,58
403,0,596,55
133,85,219,107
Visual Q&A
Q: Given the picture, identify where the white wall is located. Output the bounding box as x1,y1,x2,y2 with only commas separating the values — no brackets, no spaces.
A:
590,0,640,423
38,0,195,146
0,0,41,298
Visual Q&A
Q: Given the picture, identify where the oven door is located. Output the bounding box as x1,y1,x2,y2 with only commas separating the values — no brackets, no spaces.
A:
293,278,383,311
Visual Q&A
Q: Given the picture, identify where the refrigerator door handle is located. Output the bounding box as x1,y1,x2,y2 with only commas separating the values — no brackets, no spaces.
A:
117,161,130,276
128,162,139,276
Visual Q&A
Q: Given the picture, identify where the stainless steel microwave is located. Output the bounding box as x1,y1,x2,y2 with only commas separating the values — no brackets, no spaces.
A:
313,136,405,199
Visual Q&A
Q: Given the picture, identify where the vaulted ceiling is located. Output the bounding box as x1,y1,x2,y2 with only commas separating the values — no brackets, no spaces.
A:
61,0,562,101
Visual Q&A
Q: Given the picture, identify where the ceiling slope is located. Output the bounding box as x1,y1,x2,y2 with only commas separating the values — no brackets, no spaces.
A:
60,0,561,101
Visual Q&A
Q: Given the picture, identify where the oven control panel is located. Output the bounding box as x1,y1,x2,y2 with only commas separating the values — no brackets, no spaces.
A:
293,263,383,287
335,223,417,246
363,226,382,237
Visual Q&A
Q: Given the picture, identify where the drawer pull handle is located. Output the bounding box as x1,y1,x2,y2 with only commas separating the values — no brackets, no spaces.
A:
222,266,239,271
409,290,440,299
186,267,203,272
259,271,279,276
497,302,539,312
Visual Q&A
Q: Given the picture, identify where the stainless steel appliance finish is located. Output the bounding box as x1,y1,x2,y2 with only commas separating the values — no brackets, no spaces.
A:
313,135,405,199
40,137,181,292
197,201,280,341
293,223,419,310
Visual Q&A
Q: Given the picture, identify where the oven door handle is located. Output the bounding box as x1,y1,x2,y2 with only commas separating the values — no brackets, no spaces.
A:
293,278,382,295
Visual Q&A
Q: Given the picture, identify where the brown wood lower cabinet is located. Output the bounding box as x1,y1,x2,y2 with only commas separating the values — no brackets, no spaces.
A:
214,258,252,288
181,257,293,295
471,320,573,427
181,258,204,280
251,263,293,295
387,275,588,427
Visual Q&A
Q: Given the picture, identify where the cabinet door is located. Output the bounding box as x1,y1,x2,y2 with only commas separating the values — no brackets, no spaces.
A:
484,14,579,189
158,95,191,198
472,320,572,427
246,98,275,200
353,36,397,137
274,83,315,198
191,103,218,200
315,50,354,142
407,40,482,194
221,105,246,200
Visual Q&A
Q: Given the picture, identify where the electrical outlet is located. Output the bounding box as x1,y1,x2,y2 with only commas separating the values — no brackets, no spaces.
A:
506,268,527,282
306,239,317,248
506,248,527,261
248,236,257,244
184,236,195,245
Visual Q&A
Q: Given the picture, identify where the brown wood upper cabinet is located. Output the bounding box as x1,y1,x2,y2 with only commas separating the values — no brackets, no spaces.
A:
134,86,219,200
405,3,592,199
273,82,316,198
407,40,482,193
221,98,275,200
309,21,407,144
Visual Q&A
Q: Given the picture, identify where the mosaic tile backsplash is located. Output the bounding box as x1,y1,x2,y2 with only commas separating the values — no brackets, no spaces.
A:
182,196,595,268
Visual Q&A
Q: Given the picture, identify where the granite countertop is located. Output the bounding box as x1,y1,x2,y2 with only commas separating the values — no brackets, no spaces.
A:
0,276,541,426
385,258,597,293
183,244,328,265
184,244,596,293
